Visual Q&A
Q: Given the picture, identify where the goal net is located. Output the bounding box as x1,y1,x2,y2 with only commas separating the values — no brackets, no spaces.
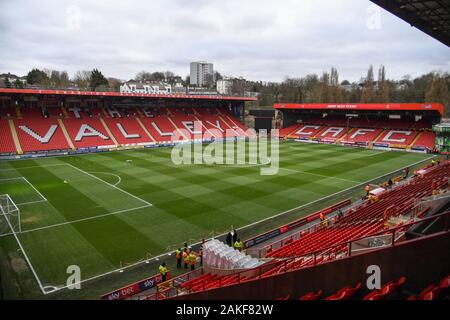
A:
0,194,21,237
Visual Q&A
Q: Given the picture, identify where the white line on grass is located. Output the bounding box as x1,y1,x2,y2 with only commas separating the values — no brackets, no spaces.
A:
41,155,437,295
16,199,48,206
0,204,47,294
65,163,152,206
0,177,48,205
20,204,152,234
278,167,360,184
0,163,67,172
88,171,122,186
21,177,48,202
0,177,26,182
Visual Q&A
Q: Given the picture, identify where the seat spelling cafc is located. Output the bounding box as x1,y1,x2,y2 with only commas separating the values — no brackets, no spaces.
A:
324,283,362,300
363,276,406,300
298,290,322,300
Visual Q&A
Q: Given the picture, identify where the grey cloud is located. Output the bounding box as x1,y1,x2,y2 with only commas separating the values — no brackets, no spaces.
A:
0,0,448,83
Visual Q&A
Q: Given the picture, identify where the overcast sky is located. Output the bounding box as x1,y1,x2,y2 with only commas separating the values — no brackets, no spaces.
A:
0,0,448,83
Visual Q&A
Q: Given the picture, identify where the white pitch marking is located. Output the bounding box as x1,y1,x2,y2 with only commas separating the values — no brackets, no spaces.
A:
0,163,67,172
279,167,361,184
16,199,48,206
0,177,26,182
21,176,48,202
20,204,152,234
0,204,47,294
88,171,122,186
65,163,152,206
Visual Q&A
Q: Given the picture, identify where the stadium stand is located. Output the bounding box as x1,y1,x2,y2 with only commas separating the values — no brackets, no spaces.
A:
375,130,418,147
103,117,154,145
14,118,71,152
325,283,362,300
0,119,17,153
411,131,436,150
298,290,322,300
342,128,383,144
147,161,449,300
63,117,115,149
407,274,450,300
362,276,406,300
288,125,324,139
279,124,302,138
0,105,17,118
0,105,250,154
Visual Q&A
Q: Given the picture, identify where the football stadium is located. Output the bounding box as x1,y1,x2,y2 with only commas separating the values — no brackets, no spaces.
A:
0,0,449,307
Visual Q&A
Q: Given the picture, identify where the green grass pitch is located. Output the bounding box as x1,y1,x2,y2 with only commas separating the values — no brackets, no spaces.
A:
0,141,433,294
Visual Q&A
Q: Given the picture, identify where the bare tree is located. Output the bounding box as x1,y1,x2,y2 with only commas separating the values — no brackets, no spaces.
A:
73,70,92,89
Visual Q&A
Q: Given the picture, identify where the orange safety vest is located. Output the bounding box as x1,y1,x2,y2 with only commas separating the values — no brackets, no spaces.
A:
319,213,325,221
183,251,189,263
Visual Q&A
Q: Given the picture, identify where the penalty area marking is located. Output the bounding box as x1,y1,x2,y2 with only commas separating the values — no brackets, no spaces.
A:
65,163,152,207
20,204,152,234
0,177,48,206
88,171,122,186
0,203,47,294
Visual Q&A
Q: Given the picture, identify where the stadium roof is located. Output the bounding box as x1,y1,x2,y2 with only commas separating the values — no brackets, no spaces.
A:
0,88,257,102
370,0,450,46
274,103,445,116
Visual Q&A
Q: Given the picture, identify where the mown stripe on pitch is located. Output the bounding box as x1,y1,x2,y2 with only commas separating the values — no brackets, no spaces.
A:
60,154,164,199
9,161,110,223
304,150,406,177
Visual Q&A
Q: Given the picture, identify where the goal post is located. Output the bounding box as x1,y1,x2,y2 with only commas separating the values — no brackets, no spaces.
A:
0,194,21,237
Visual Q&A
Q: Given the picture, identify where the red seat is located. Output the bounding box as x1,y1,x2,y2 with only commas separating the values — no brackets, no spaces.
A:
363,276,406,300
325,283,361,300
419,284,442,300
298,290,322,300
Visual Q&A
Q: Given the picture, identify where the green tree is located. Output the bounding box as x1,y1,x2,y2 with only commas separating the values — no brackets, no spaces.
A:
89,69,109,90
14,78,24,88
60,71,70,87
26,68,49,85
4,77,12,88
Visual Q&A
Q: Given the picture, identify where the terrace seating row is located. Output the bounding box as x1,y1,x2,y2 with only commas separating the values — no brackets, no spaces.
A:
0,107,250,154
286,124,435,149
266,162,450,259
